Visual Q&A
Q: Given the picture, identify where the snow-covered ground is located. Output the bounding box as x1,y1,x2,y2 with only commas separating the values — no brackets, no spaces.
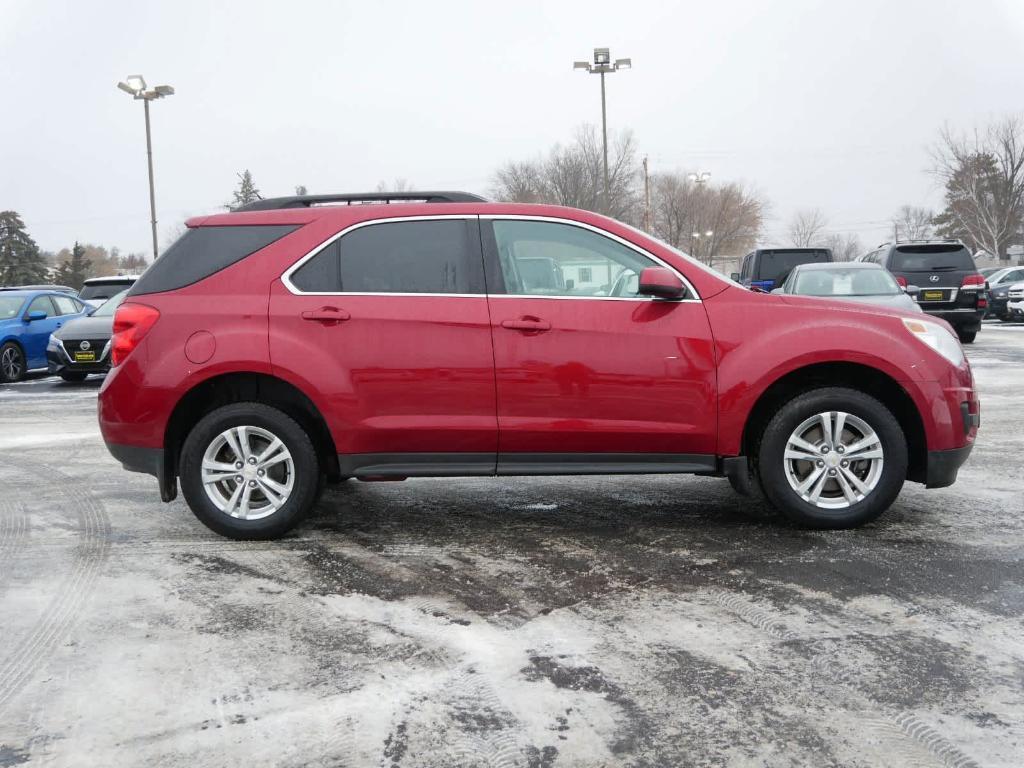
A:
0,330,1022,767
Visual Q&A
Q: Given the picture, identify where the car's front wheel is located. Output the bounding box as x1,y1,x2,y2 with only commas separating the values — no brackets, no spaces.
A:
0,342,26,383
179,403,320,539
756,388,908,529
957,330,977,344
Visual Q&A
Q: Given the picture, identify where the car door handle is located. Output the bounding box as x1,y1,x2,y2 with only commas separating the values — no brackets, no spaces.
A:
501,317,551,332
301,307,350,322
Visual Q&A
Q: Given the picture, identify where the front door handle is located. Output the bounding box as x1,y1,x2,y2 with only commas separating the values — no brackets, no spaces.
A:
301,307,350,323
501,316,551,332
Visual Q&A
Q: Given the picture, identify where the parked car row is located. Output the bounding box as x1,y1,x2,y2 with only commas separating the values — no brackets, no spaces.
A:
0,276,135,383
732,240,996,343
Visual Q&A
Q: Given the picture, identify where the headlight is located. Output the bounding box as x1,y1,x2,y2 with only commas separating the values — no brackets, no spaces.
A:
46,335,60,351
902,318,964,366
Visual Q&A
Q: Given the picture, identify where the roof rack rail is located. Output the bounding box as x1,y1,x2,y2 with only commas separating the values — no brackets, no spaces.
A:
888,237,962,245
234,191,488,212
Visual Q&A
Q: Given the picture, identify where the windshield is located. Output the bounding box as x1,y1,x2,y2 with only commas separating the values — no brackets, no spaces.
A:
756,250,830,281
793,267,901,297
0,296,25,320
92,290,129,317
79,282,132,301
891,244,974,272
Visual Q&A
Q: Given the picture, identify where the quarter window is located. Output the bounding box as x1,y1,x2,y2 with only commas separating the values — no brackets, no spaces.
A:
290,219,483,294
488,220,659,298
52,295,82,315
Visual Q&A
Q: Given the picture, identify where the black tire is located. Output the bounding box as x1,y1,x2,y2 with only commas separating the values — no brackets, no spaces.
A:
59,371,88,382
957,330,977,344
179,402,320,539
0,341,26,383
755,388,908,529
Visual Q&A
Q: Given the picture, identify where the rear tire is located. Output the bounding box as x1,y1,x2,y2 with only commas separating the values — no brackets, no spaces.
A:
0,342,26,383
179,402,320,539
957,330,977,344
755,388,907,529
60,371,88,382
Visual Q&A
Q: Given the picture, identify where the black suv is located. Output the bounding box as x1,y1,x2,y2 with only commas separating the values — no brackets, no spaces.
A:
732,248,833,291
859,240,985,343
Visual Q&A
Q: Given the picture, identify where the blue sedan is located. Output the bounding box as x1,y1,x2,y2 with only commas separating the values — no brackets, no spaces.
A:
0,290,90,383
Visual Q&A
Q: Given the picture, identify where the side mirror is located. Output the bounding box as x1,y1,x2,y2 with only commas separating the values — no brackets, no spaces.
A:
730,272,741,281
25,310,47,322
906,284,921,296
637,266,686,300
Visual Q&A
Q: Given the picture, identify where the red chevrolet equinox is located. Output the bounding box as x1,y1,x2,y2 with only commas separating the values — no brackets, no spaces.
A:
98,192,979,539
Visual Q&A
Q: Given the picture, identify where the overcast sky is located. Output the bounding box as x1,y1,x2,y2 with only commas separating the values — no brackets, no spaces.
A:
2,0,1023,257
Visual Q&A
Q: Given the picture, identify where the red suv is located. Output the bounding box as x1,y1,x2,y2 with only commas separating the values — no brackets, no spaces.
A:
98,192,979,539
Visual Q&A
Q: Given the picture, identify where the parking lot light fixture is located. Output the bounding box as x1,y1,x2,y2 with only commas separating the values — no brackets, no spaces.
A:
117,73,174,262
574,47,632,212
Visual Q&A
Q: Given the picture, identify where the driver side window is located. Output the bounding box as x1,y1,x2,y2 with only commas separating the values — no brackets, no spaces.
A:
488,220,656,298
27,296,54,318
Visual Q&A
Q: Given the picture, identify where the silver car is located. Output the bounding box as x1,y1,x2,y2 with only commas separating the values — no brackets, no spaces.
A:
772,262,923,313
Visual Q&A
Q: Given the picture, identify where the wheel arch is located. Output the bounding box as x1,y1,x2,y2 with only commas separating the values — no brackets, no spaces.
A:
164,371,340,482
739,361,928,483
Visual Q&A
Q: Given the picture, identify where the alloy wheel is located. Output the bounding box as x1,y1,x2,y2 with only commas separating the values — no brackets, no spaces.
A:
1,346,23,381
783,411,884,510
201,426,295,520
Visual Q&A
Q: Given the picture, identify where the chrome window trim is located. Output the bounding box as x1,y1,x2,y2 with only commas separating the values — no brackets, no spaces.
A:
281,213,701,302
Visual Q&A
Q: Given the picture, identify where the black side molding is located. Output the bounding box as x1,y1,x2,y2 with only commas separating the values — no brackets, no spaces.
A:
924,444,974,489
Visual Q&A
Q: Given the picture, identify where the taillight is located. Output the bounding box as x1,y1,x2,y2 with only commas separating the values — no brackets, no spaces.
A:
895,275,908,289
978,296,988,309
961,274,985,289
111,303,160,366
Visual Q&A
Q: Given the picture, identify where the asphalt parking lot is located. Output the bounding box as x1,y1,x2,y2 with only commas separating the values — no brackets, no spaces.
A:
1,324,1022,767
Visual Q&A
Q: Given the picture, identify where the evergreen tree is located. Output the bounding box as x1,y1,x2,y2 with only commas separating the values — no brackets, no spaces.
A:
54,242,93,290
230,170,262,208
0,211,48,285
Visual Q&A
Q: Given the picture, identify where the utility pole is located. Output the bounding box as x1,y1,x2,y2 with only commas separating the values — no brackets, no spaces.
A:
574,48,631,213
118,75,175,261
642,155,651,231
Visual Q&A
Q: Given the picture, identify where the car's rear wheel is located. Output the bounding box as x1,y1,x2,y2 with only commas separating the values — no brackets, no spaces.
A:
0,342,26,383
179,403,320,539
957,330,977,344
59,371,88,382
756,388,907,529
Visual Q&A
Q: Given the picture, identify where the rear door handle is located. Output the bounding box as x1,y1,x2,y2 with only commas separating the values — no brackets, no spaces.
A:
301,307,350,323
501,317,551,332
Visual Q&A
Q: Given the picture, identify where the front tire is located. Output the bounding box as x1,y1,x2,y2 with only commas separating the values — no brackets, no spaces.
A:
957,330,977,344
179,403,320,539
0,342,26,383
755,388,908,529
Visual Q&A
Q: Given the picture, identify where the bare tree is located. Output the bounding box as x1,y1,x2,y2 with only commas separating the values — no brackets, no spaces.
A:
649,171,765,265
788,208,828,247
931,116,1024,260
822,232,864,262
892,205,934,240
491,125,640,222
375,178,414,193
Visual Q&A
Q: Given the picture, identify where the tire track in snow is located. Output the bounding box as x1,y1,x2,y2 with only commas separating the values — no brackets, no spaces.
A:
0,456,111,716
712,588,982,768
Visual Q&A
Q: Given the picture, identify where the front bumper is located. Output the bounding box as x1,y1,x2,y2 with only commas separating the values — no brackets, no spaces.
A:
1009,299,1024,316
47,344,111,375
924,444,974,489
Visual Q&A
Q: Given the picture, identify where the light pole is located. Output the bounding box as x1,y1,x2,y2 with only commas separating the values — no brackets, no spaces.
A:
574,48,631,212
117,75,174,261
691,230,715,265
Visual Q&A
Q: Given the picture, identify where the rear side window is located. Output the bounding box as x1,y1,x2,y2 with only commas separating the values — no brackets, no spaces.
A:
130,225,298,296
289,219,483,294
890,244,974,272
52,295,83,315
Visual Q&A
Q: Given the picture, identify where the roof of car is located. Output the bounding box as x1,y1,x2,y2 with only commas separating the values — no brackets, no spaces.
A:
790,261,882,271
0,289,62,299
